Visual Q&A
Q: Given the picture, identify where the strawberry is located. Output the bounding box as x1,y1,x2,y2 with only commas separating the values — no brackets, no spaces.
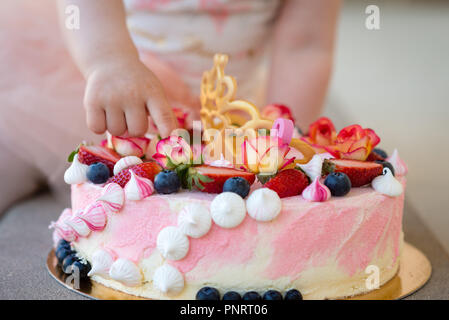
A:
322,159,383,187
78,145,121,174
187,165,255,193
366,151,385,162
107,162,162,187
264,169,309,198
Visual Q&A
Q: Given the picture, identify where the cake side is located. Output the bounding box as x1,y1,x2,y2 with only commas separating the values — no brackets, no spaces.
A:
70,179,405,300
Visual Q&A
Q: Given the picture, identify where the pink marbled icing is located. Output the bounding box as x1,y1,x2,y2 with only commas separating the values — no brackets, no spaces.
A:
70,178,405,280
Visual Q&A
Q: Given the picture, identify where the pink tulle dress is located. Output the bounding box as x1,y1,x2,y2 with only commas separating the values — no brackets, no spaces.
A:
0,0,280,212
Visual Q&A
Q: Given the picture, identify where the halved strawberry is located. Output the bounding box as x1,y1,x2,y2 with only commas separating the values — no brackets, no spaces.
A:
78,145,121,174
264,169,309,198
107,162,162,187
188,165,255,193
323,159,383,187
366,151,385,162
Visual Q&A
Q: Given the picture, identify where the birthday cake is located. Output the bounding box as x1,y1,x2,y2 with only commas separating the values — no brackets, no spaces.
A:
50,54,408,300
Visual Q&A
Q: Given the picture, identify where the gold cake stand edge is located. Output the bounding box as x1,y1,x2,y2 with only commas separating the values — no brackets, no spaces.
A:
46,242,431,300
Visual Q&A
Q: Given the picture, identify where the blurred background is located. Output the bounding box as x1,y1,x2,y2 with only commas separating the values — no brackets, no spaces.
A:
0,0,448,298
326,0,449,254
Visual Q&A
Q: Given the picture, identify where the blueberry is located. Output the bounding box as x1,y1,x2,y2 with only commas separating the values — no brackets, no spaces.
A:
375,160,395,176
373,148,388,159
263,290,283,300
284,289,303,300
87,162,110,184
223,177,250,198
56,239,71,251
55,247,75,266
324,172,351,197
154,170,181,194
72,260,91,279
222,291,242,300
62,253,80,274
196,287,220,300
242,291,262,301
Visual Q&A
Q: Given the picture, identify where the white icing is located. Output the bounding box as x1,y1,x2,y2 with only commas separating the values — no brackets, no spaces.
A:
124,171,154,201
97,183,124,213
210,192,246,228
157,226,189,261
113,156,143,175
246,188,282,222
88,249,114,278
152,264,184,295
177,203,212,238
297,154,323,181
64,215,91,237
372,168,403,197
109,258,142,286
209,154,234,168
64,154,88,185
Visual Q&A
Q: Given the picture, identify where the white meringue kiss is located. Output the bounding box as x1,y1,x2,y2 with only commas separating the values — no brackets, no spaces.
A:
297,154,323,181
302,177,331,202
152,264,184,295
210,192,246,228
246,188,282,222
124,171,154,201
157,226,190,261
88,249,114,278
209,154,234,168
97,183,124,213
109,258,142,287
386,149,408,176
64,154,88,185
177,203,212,238
64,215,91,237
372,168,403,197
113,156,143,175
78,203,107,231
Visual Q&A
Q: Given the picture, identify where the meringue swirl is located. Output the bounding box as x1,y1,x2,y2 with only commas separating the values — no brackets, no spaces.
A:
64,154,89,185
124,170,154,200
153,264,184,295
302,177,331,202
246,188,282,222
97,183,124,213
113,156,143,175
372,167,403,197
386,149,408,176
297,154,323,181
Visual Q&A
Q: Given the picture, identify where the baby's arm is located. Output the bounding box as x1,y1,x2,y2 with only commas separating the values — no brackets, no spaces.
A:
267,0,341,131
58,0,177,137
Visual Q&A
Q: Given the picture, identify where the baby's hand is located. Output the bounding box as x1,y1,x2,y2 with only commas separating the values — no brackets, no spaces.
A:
83,57,177,138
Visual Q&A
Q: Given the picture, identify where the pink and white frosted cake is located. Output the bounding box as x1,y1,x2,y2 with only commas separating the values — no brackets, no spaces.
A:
50,55,409,300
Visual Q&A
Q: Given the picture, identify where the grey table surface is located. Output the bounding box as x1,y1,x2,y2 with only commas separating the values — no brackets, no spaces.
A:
0,192,448,300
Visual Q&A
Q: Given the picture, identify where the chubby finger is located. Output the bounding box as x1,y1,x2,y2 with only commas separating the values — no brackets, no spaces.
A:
86,106,106,134
146,92,177,138
105,106,127,137
125,104,149,137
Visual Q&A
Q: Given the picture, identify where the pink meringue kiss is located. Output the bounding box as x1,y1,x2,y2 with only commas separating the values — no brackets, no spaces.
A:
65,215,91,237
78,203,107,231
97,183,124,213
48,208,77,242
386,149,408,176
302,177,331,202
124,170,154,201
271,118,294,145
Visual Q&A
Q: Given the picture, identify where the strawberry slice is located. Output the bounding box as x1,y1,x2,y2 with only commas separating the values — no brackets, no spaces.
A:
323,159,383,187
265,169,309,198
366,151,385,162
78,145,121,174
189,165,255,193
107,162,162,187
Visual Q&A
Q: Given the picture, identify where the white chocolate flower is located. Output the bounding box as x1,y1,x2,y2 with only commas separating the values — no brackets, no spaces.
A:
246,188,282,222
210,192,246,228
177,203,212,238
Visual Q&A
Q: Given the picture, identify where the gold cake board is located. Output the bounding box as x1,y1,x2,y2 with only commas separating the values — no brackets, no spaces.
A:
46,242,431,300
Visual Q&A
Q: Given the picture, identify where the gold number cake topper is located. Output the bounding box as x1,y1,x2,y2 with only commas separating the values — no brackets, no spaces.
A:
200,54,315,165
